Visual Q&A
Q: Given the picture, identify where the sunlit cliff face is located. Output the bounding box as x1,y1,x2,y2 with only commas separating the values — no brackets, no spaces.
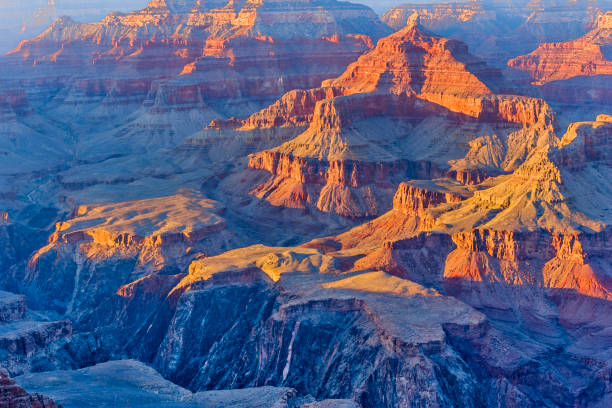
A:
509,11,612,84
0,1,611,406
0,1,149,52
241,19,557,220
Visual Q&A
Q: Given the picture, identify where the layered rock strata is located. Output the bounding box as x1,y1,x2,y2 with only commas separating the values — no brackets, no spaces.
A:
0,0,390,161
508,11,612,104
24,190,239,318
0,368,59,408
245,20,556,217
382,0,608,68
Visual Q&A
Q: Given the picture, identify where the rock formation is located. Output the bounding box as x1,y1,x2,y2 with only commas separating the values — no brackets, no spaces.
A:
0,292,26,322
24,190,240,318
0,290,73,377
244,20,556,217
0,368,59,408
0,0,389,162
509,11,612,84
508,11,612,104
0,1,609,407
14,359,358,408
382,0,608,68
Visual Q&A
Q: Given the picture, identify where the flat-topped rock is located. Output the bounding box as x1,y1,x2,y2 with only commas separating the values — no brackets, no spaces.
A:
57,189,225,239
279,270,484,345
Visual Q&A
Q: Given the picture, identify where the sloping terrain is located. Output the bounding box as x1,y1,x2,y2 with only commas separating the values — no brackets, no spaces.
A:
381,0,610,68
509,11,612,104
0,1,610,407
242,18,556,217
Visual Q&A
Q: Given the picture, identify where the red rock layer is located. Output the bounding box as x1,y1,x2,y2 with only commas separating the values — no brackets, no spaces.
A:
0,369,59,408
508,12,612,84
249,150,444,218
445,228,612,300
556,114,612,169
382,0,606,68
5,0,389,110
342,115,612,301
239,87,348,130
244,20,556,217
346,221,612,301
393,182,463,217
324,18,503,98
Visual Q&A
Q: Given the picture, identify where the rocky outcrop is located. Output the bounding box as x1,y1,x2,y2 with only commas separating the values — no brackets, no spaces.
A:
4,0,388,113
197,12,555,162
249,149,444,218
0,289,73,377
24,190,240,317
239,88,349,131
557,114,612,168
0,219,52,295
382,0,607,68
0,320,73,377
142,254,487,407
0,0,147,53
13,359,359,407
433,116,612,234
446,227,612,298
0,3,609,407
184,87,350,160
246,22,556,217
38,238,611,407
324,18,503,97
0,0,391,165
508,11,612,104
0,293,26,322
509,12,612,85
0,368,59,408
393,182,466,215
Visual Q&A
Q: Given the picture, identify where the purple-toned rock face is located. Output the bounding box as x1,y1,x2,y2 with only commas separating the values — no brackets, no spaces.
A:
0,368,59,408
0,1,610,407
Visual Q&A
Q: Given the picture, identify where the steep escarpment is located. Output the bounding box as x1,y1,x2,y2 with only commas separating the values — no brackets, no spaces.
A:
246,93,453,217
10,242,498,407
323,18,503,98
261,117,612,407
0,2,609,407
134,250,489,407
509,12,612,84
357,115,612,304
382,0,607,68
42,236,612,407
445,227,612,300
0,368,59,408
508,11,612,104
246,21,556,218
23,190,240,317
185,87,351,161
0,290,73,377
16,360,349,408
0,0,389,161
0,292,26,322
434,115,612,234
6,116,611,407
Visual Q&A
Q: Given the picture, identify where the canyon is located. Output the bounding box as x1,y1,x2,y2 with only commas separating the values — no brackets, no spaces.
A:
243,17,557,218
508,10,612,104
0,0,610,407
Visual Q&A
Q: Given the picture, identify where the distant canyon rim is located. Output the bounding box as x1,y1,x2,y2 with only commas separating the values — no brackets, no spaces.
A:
0,1,611,407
